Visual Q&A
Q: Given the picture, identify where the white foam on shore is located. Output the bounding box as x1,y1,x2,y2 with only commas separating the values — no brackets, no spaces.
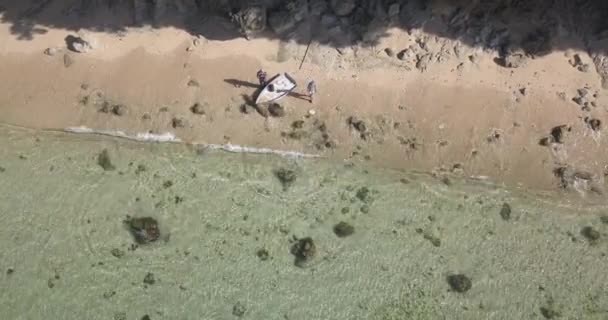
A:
63,126,319,158
203,143,320,158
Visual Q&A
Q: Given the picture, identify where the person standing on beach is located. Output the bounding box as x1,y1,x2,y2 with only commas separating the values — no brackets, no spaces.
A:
257,69,267,87
307,80,317,103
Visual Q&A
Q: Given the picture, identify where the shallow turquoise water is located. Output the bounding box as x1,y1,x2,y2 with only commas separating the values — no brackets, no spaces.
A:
0,125,607,320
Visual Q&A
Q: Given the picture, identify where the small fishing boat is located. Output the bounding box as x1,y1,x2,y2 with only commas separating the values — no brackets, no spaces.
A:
255,73,297,105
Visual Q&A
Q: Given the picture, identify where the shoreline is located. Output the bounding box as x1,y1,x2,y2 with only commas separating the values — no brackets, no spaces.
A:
1,9,608,194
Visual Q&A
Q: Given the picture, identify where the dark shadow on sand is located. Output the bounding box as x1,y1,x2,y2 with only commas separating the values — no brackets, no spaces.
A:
2,0,608,73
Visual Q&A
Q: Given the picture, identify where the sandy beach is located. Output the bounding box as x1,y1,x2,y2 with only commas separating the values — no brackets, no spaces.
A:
2,1,608,194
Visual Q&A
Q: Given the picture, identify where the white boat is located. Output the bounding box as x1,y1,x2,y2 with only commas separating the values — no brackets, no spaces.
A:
255,73,297,105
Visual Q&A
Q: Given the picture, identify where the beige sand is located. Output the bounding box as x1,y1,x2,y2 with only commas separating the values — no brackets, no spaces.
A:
1,12,607,193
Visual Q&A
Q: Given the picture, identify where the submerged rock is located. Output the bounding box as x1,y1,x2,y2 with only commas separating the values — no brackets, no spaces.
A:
291,237,316,268
333,221,354,237
125,216,161,244
499,203,512,220
275,168,296,191
580,226,600,242
97,149,115,171
447,274,472,293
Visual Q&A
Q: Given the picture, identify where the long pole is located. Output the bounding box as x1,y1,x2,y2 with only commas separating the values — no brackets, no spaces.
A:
299,38,312,70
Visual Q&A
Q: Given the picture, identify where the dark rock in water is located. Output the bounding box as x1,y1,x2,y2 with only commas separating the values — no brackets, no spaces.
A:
540,306,560,319
190,102,206,115
333,221,354,237
600,215,608,224
97,149,115,171
140,315,151,320
143,272,155,285
111,248,125,258
6,268,14,275
291,237,316,267
580,226,600,242
232,301,246,317
275,168,296,191
256,248,270,261
447,274,472,293
125,216,161,244
268,103,285,117
356,186,373,203
499,203,512,220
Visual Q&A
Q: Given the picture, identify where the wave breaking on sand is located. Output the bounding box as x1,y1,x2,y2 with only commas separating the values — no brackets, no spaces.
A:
64,126,320,158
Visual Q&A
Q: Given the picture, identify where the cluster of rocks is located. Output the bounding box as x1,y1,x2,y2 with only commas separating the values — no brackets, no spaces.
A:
571,87,598,112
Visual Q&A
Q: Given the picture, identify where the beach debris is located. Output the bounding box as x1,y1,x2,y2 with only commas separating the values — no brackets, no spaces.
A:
584,117,601,132
256,248,270,261
333,221,354,237
232,301,247,317
447,274,472,293
580,226,600,242
44,47,62,56
110,248,125,258
190,102,206,115
268,103,285,117
187,79,199,87
97,149,115,171
171,117,187,128
143,272,156,285
274,168,296,191
125,216,161,244
499,203,512,220
63,53,74,68
291,237,316,268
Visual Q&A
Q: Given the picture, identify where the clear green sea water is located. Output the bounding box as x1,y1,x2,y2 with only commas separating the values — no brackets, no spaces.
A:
0,125,607,320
